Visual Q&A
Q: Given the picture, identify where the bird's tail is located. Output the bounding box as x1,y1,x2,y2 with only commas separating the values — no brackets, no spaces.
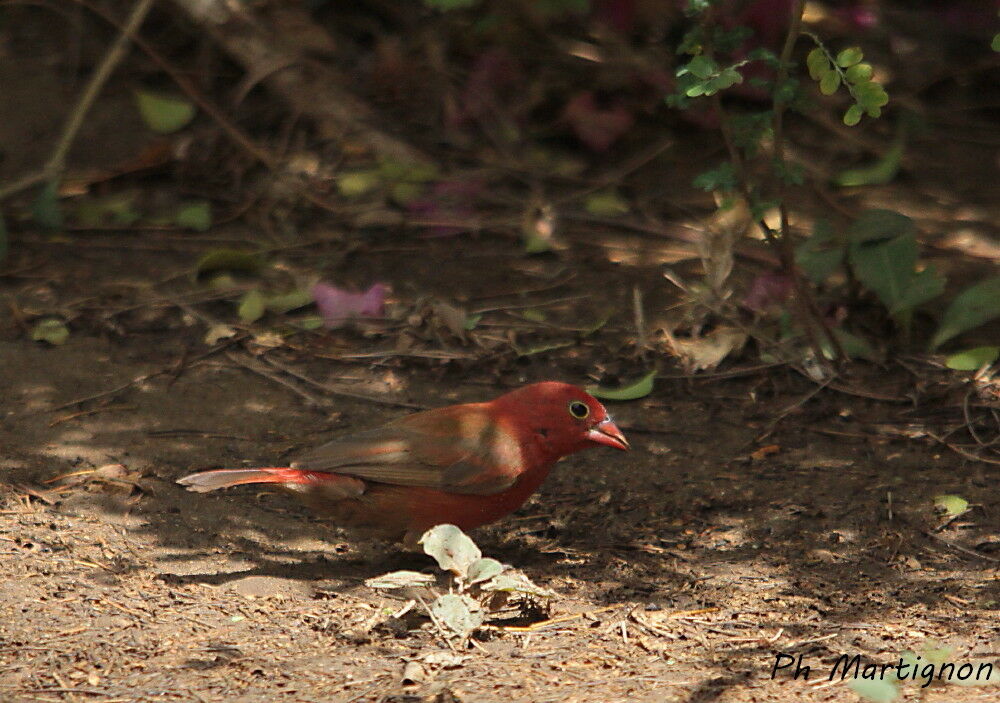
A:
177,467,319,493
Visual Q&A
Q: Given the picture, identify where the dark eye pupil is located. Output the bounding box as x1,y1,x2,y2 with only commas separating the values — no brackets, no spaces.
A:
571,402,587,417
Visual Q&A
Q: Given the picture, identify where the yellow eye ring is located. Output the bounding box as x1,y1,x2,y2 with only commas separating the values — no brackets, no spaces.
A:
568,400,590,419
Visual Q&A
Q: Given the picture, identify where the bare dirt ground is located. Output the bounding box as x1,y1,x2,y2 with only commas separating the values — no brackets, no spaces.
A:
2,236,999,703
2,3,1000,702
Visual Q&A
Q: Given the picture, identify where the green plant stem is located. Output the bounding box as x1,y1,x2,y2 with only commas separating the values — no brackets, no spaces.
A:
711,92,830,371
771,0,846,365
0,0,156,201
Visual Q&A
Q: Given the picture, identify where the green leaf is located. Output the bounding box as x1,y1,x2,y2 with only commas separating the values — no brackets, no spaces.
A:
796,219,844,283
824,329,879,362
295,315,325,330
934,494,969,517
819,70,841,95
587,369,656,401
929,276,1000,350
175,200,211,232
888,266,944,315
265,289,313,314
463,313,482,331
364,570,436,589
389,181,423,206
843,104,863,126
834,137,904,187
847,210,941,318
847,209,914,245
336,170,381,198
419,524,481,579
849,235,916,312
848,678,898,703
514,340,574,357
467,558,504,585
806,48,829,80
845,63,873,83
32,180,63,231
237,289,265,323
685,82,708,98
429,593,483,637
836,47,863,68
481,570,557,598
585,190,630,217
685,55,716,80
134,89,196,134
945,346,1000,371
855,82,889,109
992,33,1000,52
424,0,480,9
31,318,70,345
195,249,263,279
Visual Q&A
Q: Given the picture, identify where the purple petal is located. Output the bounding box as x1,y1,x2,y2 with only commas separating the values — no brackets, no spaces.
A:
312,282,387,329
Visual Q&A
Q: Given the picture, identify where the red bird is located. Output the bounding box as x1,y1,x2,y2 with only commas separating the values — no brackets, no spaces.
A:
177,382,628,547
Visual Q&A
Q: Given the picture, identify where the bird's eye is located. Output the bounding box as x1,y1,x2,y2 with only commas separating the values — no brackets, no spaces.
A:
568,401,590,419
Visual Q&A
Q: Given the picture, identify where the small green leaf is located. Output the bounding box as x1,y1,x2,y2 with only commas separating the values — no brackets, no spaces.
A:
824,329,879,362
945,346,1000,371
685,55,716,80
834,137,904,187
134,89,196,134
463,313,482,331
364,570,436,589
467,558,503,585
848,209,914,245
819,70,841,95
420,524,481,579
424,0,480,10
992,33,1000,52
336,170,381,198
175,200,211,232
806,48,829,80
195,249,263,279
237,289,265,323
429,594,483,637
265,289,313,314
481,570,557,598
585,190,630,217
845,63,873,83
843,104,863,126
848,678,898,703
513,340,574,357
855,82,889,109
796,219,844,283
31,318,69,345
587,369,656,401
934,494,969,517
836,47,863,68
685,82,708,98
295,315,325,330
389,181,423,206
929,276,1000,350
887,266,945,315
32,180,63,231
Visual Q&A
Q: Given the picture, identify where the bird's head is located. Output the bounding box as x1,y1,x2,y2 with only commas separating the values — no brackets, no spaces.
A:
495,382,630,457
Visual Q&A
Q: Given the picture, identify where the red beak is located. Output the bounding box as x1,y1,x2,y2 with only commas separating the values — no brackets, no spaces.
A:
587,418,630,451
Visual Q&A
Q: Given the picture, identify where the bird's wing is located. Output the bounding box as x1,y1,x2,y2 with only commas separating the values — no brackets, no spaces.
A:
290,405,524,495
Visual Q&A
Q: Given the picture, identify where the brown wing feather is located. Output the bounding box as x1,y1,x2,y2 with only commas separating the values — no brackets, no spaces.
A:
290,405,523,495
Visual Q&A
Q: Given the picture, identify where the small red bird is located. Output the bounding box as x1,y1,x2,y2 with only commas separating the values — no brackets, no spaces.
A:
177,382,628,547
